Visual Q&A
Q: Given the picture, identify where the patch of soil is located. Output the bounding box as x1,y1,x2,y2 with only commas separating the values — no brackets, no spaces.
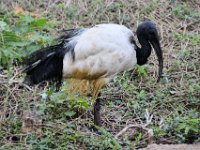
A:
140,144,200,150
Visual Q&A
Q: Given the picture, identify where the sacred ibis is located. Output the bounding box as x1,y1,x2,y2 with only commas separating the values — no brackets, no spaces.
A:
23,21,163,126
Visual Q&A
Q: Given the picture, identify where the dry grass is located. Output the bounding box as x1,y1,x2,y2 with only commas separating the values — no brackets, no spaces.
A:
0,0,200,149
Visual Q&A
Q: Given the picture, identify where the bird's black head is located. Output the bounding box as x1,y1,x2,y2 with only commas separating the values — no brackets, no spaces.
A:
136,21,163,82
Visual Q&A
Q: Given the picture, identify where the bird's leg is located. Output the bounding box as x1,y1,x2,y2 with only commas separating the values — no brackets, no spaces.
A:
93,97,102,126
92,79,105,126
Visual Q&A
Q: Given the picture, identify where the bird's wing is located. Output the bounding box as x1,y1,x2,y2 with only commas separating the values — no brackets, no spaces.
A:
63,24,137,80
58,28,87,43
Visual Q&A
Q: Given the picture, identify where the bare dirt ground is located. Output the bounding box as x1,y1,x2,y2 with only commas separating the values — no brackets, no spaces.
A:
140,144,200,150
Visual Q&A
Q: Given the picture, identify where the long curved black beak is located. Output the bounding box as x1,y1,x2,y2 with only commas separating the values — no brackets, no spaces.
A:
136,21,163,82
150,36,163,82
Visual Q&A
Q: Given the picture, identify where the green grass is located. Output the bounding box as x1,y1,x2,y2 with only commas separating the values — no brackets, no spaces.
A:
0,0,200,149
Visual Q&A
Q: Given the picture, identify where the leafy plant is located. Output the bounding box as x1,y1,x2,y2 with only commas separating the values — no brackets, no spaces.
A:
166,110,200,143
0,14,54,68
137,65,148,77
172,4,200,21
98,127,122,150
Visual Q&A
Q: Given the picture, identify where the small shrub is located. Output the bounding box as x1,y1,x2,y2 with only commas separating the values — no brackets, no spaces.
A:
0,14,54,68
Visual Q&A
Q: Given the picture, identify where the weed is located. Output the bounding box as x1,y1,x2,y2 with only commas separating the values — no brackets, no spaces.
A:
0,14,54,68
172,4,200,21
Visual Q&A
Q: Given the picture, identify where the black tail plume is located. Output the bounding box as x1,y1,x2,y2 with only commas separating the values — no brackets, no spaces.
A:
22,28,85,86
23,43,66,86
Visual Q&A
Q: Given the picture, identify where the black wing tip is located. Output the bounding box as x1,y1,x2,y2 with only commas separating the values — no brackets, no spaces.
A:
22,75,34,85
21,28,85,87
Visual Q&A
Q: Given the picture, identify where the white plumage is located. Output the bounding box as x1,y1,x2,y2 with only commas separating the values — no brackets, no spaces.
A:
63,24,137,83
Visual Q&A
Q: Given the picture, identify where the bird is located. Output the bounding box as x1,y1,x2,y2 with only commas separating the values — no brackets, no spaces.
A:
22,21,163,127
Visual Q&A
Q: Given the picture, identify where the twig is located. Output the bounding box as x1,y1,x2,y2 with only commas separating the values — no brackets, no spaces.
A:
145,109,153,125
0,81,7,84
115,109,154,139
8,68,23,84
21,83,34,92
0,74,7,78
114,124,153,139
8,79,34,92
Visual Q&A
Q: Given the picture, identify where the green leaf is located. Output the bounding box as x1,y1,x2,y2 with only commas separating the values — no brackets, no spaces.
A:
7,41,31,47
139,90,146,99
169,90,177,95
137,65,148,77
29,18,48,29
65,111,76,117
17,14,34,24
2,31,21,42
0,21,9,31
